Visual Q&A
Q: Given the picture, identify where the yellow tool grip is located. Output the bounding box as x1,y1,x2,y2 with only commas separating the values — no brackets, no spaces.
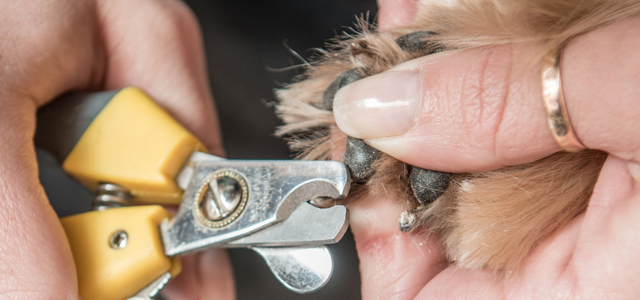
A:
61,206,179,300
61,87,207,204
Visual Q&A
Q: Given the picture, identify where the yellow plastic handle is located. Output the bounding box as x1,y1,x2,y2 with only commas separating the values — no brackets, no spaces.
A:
62,87,207,204
61,206,181,300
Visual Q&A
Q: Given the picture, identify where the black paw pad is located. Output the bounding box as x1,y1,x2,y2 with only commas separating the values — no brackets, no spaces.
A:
322,68,366,110
343,137,381,184
395,31,442,54
410,167,451,205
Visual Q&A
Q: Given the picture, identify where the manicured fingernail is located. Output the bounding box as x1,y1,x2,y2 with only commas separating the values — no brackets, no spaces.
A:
333,71,421,139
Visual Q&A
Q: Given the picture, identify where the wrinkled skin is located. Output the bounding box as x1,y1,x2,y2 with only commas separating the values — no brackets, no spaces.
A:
0,1,232,299
343,1,640,299
3,0,640,299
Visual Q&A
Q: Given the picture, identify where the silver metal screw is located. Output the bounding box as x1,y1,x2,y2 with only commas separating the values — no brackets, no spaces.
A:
200,176,242,221
110,230,128,249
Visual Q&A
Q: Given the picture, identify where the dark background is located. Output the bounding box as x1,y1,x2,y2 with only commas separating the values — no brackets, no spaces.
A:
38,0,377,299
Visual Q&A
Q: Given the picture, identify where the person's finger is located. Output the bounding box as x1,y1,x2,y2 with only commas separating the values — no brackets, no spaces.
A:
349,195,447,299
96,0,224,155
567,156,640,297
560,17,640,162
0,0,103,104
0,99,81,299
0,1,104,298
333,16,640,173
334,43,555,173
378,0,418,29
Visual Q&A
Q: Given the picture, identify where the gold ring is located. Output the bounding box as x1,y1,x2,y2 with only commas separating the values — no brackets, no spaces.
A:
541,50,586,152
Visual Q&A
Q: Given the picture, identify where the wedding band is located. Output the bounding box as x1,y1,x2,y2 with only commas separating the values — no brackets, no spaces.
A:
541,50,586,152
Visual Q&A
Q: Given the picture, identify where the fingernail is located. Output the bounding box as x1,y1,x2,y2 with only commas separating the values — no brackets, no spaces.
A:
333,70,422,139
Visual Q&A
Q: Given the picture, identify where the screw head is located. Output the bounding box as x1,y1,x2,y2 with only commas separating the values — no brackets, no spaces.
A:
194,169,249,228
201,176,242,220
109,230,128,249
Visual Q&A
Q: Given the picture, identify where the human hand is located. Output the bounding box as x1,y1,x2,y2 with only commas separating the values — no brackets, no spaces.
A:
0,0,232,299
335,3,640,299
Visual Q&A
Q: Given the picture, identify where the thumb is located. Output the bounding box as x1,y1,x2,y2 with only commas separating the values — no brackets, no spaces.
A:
333,16,640,173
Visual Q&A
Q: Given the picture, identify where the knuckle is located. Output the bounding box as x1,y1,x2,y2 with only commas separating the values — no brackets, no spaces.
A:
155,0,199,31
456,47,512,163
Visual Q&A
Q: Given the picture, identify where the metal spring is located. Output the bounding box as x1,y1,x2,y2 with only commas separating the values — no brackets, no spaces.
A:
92,183,133,211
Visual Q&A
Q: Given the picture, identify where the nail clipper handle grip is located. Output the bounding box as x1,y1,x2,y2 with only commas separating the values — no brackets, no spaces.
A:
35,87,207,204
61,206,181,300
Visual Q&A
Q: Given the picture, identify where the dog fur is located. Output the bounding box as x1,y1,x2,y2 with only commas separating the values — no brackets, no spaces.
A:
275,0,639,274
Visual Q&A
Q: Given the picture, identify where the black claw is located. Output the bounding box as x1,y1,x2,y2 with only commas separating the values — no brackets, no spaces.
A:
322,68,366,111
395,31,442,54
343,137,381,184
410,167,451,205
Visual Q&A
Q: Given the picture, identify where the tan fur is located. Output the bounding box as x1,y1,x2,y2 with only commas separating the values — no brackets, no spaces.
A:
275,0,639,273
417,151,606,272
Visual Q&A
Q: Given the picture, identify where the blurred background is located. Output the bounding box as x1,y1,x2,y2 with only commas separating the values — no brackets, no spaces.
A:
39,0,377,299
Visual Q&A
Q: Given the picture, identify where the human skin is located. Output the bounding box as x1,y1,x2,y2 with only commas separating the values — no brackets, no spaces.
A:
4,0,639,299
338,1,640,299
0,0,233,299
